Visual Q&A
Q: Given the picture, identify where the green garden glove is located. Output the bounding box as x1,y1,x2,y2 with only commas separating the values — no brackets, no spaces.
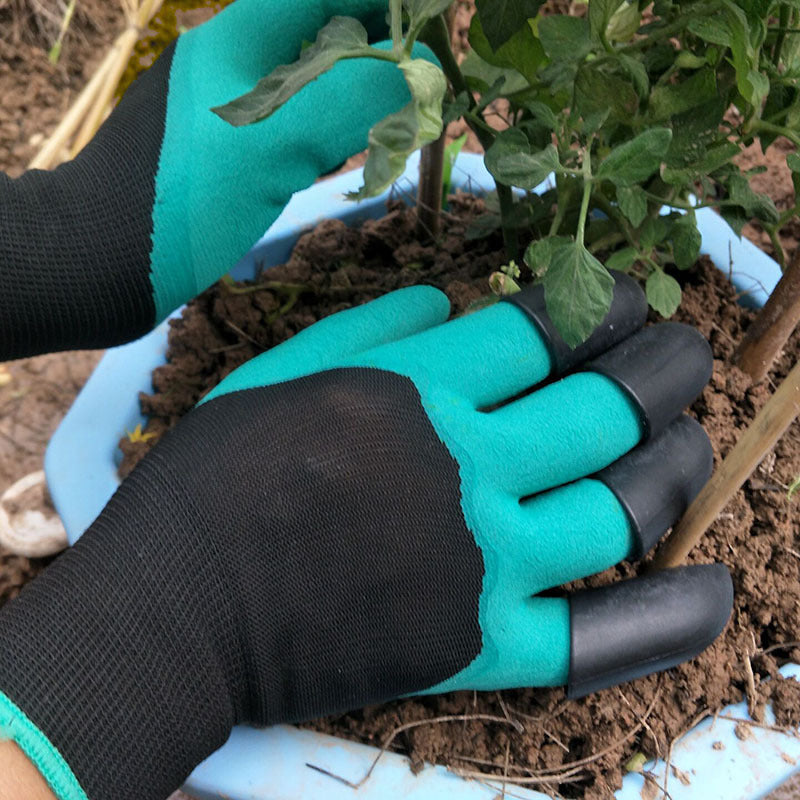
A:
0,279,732,800
0,0,421,361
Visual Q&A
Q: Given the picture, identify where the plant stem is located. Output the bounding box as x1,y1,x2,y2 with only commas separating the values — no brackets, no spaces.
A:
752,119,800,148
576,150,593,245
735,244,800,381
417,132,447,242
390,0,403,52
773,3,790,65
766,224,788,270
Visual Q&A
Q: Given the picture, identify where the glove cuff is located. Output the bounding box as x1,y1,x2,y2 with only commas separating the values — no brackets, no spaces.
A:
0,691,88,800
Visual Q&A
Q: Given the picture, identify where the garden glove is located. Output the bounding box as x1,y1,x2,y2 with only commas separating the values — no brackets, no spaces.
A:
0,277,732,800
0,0,424,361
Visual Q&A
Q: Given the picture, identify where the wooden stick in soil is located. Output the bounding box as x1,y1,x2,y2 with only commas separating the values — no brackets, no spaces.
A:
735,244,800,383
652,358,800,570
416,131,446,241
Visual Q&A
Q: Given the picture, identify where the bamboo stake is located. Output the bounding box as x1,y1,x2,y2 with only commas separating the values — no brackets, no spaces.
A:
653,359,800,570
28,0,164,170
71,0,163,156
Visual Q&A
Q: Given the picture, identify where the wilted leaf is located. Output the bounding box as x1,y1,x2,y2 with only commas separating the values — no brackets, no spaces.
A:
348,59,446,200
646,269,682,317
617,185,648,226
597,128,672,186
485,128,559,189
213,17,373,125
543,241,616,347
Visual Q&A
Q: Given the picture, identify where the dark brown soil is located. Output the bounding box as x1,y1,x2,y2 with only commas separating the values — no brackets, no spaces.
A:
117,195,800,799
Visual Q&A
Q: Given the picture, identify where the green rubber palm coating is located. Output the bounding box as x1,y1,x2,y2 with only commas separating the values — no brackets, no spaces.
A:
210,290,644,691
151,0,430,320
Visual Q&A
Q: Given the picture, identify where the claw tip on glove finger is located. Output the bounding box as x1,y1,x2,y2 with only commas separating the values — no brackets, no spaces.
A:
587,323,713,440
567,563,733,699
595,415,714,559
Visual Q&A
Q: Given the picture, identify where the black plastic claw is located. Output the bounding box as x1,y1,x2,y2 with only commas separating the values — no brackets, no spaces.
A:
503,271,647,375
586,322,713,439
567,563,733,699
595,415,713,560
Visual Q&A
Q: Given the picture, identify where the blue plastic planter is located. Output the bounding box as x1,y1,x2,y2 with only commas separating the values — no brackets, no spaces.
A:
45,153,798,800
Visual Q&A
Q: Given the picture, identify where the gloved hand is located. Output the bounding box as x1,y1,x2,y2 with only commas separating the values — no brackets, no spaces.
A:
0,277,732,800
0,0,421,361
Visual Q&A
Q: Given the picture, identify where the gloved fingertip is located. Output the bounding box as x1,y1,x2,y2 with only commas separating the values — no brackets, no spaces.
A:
504,271,647,376
567,563,733,698
594,415,713,560
586,322,713,440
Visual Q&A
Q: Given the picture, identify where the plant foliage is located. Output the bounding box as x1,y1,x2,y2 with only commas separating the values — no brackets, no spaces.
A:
215,0,800,347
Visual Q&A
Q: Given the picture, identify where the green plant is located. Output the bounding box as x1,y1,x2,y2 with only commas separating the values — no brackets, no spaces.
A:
214,0,800,348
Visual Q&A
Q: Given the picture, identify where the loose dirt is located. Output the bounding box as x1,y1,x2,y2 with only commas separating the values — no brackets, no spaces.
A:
116,196,800,799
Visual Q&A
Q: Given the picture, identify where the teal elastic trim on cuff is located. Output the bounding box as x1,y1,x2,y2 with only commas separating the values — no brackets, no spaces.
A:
0,690,89,800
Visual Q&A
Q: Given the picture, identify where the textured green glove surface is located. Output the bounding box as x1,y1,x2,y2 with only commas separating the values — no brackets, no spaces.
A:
0,0,423,359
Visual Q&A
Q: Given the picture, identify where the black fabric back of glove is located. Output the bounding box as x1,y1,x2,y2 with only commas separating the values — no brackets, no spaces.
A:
0,45,174,360
0,368,484,800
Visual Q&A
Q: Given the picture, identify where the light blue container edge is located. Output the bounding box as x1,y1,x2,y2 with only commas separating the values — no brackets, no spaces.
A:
44,152,796,800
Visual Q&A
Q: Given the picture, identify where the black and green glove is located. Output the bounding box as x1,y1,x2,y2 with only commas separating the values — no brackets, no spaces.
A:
0,278,731,800
0,0,420,361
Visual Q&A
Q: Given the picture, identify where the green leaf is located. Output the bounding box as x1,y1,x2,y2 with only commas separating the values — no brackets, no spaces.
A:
672,215,702,269
649,68,717,120
662,141,740,184
574,62,640,121
728,173,780,223
597,128,672,186
787,153,800,197
687,16,732,46
475,0,545,50
646,269,682,317
524,235,571,277
639,215,671,249
460,49,529,94
213,17,373,126
589,0,626,41
538,16,593,61
618,53,650,99
606,1,641,42
720,206,748,237
468,14,545,83
404,0,454,29
348,59,446,200
521,100,559,131
543,241,616,347
618,185,648,226
605,246,638,271
485,128,559,189
442,91,470,125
